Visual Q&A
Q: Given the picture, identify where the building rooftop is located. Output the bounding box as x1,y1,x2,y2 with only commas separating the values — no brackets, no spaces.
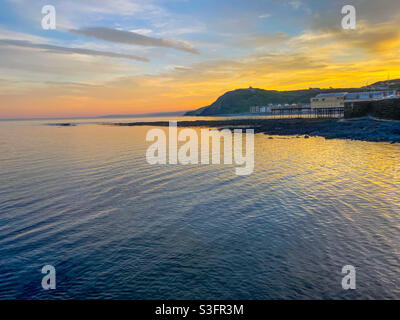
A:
345,90,397,100
315,92,348,98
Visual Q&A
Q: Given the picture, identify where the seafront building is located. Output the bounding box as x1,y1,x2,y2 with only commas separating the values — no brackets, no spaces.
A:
250,89,399,118
250,103,310,114
344,90,398,102
311,90,399,109
250,105,273,113
310,93,347,109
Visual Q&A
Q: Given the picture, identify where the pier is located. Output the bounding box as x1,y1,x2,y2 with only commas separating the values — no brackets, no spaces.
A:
271,106,344,119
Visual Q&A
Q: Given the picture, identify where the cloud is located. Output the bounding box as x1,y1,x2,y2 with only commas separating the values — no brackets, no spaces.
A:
289,1,302,10
0,28,46,42
309,0,400,33
296,20,400,56
130,29,153,35
69,27,199,54
0,45,137,82
4,0,168,30
0,39,149,61
259,14,272,19
334,21,400,54
173,66,193,71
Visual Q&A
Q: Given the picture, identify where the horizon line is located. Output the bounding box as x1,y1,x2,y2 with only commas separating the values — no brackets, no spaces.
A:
1,80,397,120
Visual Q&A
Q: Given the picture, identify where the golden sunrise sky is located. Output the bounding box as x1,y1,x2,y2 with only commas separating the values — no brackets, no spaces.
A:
1,0,400,118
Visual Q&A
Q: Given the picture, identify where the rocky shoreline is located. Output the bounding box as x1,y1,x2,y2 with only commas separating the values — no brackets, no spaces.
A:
111,118,400,143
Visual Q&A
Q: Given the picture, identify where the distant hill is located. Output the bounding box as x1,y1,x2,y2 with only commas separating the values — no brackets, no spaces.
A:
185,80,400,116
362,79,400,90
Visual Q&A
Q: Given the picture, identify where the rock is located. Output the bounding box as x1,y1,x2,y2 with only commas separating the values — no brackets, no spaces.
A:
47,123,76,127
111,118,400,143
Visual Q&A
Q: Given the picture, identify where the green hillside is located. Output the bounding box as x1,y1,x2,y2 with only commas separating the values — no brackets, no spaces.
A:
185,81,400,116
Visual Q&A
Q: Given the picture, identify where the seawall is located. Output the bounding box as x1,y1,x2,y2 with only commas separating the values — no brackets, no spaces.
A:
344,99,400,120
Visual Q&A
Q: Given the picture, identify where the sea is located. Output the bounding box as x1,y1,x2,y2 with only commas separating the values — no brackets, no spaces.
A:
0,116,399,299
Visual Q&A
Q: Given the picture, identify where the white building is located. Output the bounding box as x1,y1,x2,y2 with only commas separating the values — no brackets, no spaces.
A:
250,105,272,113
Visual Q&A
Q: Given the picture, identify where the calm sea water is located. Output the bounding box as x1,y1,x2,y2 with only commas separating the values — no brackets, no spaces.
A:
0,117,399,299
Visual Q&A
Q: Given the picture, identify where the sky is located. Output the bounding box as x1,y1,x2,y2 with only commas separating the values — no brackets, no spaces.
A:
1,0,400,118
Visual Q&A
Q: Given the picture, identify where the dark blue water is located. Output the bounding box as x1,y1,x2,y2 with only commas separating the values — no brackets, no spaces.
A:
0,118,399,299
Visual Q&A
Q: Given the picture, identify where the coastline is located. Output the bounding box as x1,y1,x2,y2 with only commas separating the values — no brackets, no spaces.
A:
110,117,400,143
